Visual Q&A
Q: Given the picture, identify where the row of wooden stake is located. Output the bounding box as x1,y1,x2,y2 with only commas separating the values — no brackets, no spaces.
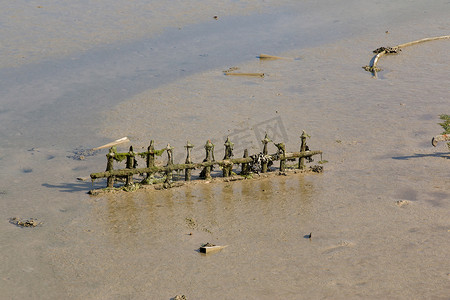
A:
90,131,322,188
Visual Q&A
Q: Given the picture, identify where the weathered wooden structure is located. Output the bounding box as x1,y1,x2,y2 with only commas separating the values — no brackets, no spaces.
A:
90,131,323,189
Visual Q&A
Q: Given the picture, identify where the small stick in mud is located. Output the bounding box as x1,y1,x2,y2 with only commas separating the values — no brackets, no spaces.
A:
258,53,292,60
93,137,130,150
224,72,264,77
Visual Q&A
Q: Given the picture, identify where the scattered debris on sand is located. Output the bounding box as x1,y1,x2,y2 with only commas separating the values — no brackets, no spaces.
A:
310,165,323,173
68,148,99,160
77,177,90,181
9,217,42,227
396,200,409,207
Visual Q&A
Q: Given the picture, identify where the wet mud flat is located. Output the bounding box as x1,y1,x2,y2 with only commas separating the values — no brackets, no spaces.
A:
1,0,450,299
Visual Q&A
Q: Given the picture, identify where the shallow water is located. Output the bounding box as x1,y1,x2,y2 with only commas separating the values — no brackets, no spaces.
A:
1,1,450,299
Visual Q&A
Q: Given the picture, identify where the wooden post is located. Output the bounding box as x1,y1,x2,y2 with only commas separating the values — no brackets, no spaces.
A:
164,144,174,186
147,140,156,182
261,133,272,173
200,140,214,179
106,147,115,188
125,146,134,185
299,131,307,170
184,141,194,181
275,143,286,172
141,140,156,184
240,149,250,175
223,137,234,177
147,140,155,168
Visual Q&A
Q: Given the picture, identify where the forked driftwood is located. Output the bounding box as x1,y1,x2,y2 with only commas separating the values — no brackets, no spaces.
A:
431,134,450,147
363,35,450,77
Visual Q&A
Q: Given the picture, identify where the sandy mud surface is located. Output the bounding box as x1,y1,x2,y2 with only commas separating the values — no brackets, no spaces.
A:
1,0,449,299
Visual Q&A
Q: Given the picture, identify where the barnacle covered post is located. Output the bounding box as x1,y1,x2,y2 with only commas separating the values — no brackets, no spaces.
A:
276,143,286,172
106,147,116,188
261,133,272,173
184,141,194,181
200,140,214,179
125,146,135,185
223,137,234,177
241,149,250,175
299,131,308,170
141,140,156,184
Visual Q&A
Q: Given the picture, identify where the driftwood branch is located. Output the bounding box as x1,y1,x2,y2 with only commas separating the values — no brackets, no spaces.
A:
363,35,450,77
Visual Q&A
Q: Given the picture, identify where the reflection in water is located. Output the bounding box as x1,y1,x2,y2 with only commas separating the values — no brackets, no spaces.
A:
104,193,139,246
199,183,217,226
95,173,318,244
